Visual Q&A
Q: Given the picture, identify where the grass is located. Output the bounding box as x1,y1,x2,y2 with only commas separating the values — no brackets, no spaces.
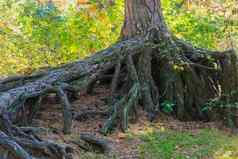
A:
77,127,238,159
138,128,238,159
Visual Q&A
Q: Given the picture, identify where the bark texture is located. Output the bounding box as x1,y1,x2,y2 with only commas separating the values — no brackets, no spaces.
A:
121,0,170,39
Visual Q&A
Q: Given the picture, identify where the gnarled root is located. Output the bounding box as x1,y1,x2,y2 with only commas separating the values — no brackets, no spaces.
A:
0,115,72,159
0,38,147,157
100,52,160,134
0,34,237,155
100,37,238,135
71,133,112,154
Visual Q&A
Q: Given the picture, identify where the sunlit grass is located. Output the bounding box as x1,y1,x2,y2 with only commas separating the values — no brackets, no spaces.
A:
74,127,238,159
137,128,238,159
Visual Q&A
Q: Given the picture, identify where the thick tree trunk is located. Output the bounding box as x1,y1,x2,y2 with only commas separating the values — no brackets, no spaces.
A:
119,0,238,122
121,0,170,39
120,0,172,120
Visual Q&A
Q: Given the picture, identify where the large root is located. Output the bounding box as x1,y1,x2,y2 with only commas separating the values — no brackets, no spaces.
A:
0,32,237,158
100,36,238,134
0,38,147,158
0,117,72,159
71,133,112,154
0,38,145,124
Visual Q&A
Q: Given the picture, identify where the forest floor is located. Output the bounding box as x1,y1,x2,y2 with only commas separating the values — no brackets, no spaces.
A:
33,85,238,159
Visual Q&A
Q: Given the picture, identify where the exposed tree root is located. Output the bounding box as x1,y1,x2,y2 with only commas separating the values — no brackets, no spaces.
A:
0,32,237,158
1,0,237,157
0,131,31,159
71,133,111,154
0,38,147,158
56,87,73,134
111,56,122,96
0,117,72,159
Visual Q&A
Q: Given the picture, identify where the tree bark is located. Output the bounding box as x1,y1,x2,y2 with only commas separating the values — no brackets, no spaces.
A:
121,0,170,40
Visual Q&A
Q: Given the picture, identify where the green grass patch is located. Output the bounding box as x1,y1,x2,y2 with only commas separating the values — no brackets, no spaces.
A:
139,128,238,159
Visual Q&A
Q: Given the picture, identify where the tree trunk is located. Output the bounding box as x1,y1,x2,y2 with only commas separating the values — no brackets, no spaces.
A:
121,0,170,39
0,0,237,158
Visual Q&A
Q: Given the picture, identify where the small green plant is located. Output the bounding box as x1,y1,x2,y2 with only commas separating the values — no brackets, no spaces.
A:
161,100,175,113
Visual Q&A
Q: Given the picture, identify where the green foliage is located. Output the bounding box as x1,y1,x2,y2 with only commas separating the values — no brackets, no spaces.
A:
139,128,238,159
202,90,238,112
202,90,238,128
0,0,123,75
161,100,175,113
162,0,238,50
